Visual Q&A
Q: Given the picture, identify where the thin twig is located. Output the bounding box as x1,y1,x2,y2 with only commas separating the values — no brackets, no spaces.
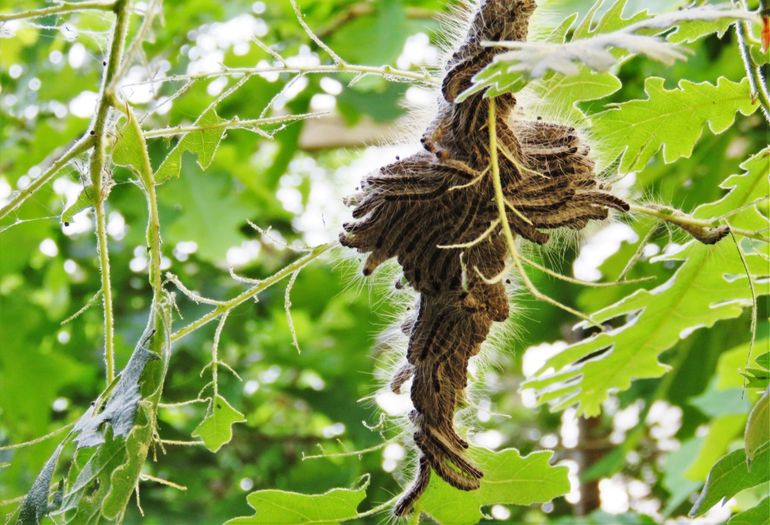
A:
617,221,660,281
285,270,302,354
316,4,435,38
171,244,331,343
165,273,225,306
302,440,389,461
60,290,103,325
158,398,209,408
121,63,436,89
89,0,131,384
0,0,115,22
209,312,230,398
519,253,655,288
144,112,326,138
157,439,205,447
139,473,187,491
290,0,344,64
731,230,758,392
0,423,74,451
114,0,161,81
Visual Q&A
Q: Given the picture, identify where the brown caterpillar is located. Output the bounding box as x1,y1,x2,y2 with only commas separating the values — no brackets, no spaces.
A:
340,0,629,516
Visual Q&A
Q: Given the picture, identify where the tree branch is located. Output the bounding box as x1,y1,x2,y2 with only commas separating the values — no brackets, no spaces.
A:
0,135,93,221
89,0,131,384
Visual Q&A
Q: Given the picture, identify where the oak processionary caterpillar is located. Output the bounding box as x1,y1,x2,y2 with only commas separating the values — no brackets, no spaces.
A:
340,0,629,516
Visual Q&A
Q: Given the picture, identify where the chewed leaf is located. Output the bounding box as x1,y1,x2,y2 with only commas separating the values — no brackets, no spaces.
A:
192,395,245,453
73,346,156,448
17,315,160,523
225,476,368,524
419,448,569,525
591,77,757,172
155,108,226,183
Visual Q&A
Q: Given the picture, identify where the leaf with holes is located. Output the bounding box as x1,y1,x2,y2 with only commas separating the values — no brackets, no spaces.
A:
155,108,226,183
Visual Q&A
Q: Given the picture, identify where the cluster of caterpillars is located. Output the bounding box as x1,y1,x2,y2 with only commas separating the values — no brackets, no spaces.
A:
340,0,629,516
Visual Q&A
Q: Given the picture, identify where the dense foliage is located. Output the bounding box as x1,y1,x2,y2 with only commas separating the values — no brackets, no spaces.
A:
0,0,767,524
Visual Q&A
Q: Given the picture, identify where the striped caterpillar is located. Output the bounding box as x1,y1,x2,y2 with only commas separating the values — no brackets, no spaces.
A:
340,0,629,516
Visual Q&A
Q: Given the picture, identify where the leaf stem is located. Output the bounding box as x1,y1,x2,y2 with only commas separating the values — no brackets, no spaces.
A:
629,203,768,242
0,0,115,22
0,135,93,221
170,244,331,343
487,98,599,327
89,0,131,384
734,2,770,123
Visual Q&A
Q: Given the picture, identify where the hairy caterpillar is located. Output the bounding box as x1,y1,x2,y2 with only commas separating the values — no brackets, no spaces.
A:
340,0,629,516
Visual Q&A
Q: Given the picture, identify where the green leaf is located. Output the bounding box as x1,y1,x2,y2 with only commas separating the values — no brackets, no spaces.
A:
418,448,569,525
690,441,770,516
745,389,770,463
113,115,143,170
329,0,408,65
756,353,770,371
528,69,622,121
727,497,770,525
690,387,751,418
685,343,754,482
60,185,96,225
161,166,252,262
591,77,757,171
524,149,770,416
225,476,368,524
155,108,226,183
192,395,245,453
